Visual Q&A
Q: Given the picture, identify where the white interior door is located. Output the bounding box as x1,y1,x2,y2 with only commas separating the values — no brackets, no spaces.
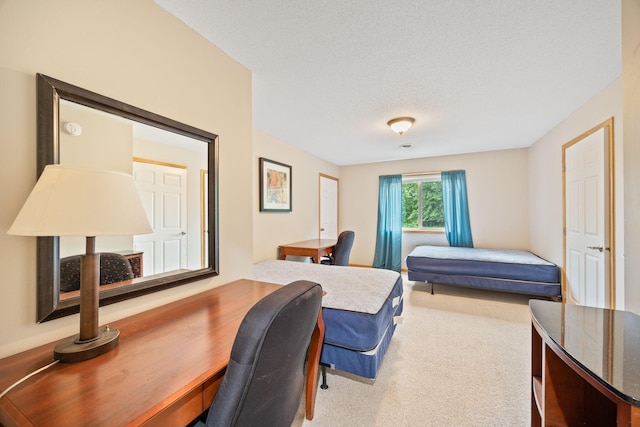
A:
564,126,610,308
319,174,338,239
133,161,188,275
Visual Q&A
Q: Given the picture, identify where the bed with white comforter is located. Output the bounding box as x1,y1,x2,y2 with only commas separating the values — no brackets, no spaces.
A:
253,260,403,379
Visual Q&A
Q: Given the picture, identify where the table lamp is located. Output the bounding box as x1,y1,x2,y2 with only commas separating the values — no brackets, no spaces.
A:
7,165,152,362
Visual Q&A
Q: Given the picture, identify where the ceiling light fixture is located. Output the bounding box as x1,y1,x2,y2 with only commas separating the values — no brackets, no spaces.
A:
387,117,415,135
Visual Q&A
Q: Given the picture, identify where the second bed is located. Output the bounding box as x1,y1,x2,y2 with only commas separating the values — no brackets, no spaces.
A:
406,245,561,298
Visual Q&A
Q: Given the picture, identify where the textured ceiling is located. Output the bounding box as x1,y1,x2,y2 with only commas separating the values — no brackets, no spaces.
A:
155,0,621,166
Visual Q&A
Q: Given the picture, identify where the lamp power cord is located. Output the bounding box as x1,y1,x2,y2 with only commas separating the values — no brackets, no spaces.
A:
0,359,60,399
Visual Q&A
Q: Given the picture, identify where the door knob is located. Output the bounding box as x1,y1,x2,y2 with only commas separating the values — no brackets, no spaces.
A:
587,246,608,252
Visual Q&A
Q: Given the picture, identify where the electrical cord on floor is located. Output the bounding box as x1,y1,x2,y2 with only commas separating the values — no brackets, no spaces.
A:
0,359,60,399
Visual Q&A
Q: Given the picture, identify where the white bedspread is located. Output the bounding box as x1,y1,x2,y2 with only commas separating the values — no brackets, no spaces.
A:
253,260,400,314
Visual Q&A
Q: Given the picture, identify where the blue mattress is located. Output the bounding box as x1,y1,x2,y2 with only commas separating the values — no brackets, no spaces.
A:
323,275,403,352
253,260,403,379
407,245,561,297
321,299,403,379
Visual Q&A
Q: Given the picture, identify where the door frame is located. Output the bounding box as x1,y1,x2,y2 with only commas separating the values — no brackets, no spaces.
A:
133,157,189,274
318,173,339,240
562,117,615,307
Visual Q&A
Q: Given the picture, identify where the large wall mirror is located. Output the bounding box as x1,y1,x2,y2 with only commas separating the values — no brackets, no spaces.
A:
36,74,219,322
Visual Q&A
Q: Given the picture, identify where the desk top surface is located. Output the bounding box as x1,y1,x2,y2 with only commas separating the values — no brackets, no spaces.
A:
279,239,336,249
0,279,281,426
530,300,640,406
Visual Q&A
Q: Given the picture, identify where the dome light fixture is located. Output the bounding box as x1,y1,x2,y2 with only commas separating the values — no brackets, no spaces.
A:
387,117,415,135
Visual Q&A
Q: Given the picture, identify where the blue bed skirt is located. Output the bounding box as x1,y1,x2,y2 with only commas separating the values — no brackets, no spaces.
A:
322,275,404,352
321,299,403,379
253,260,404,380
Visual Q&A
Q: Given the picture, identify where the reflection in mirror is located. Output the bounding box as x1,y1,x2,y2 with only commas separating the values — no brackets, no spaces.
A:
58,100,208,299
36,74,219,321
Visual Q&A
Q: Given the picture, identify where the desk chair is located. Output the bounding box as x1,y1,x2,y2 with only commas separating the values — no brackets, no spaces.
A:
198,280,323,427
59,252,134,292
321,230,355,266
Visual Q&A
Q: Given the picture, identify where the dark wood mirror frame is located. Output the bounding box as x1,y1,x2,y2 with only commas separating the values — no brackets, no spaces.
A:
36,73,219,322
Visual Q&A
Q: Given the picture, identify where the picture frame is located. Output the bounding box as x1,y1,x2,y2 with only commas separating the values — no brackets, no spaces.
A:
259,157,292,212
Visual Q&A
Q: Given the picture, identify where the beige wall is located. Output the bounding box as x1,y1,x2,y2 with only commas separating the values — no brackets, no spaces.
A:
0,0,253,357
623,0,640,313
528,77,624,308
339,149,530,268
58,105,134,256
252,131,340,262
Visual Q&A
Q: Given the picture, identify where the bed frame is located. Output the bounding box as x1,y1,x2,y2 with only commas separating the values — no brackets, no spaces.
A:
406,245,561,298
253,260,403,384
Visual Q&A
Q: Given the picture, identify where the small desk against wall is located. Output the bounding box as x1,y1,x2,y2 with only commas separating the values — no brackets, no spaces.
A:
278,239,336,263
530,300,640,426
0,279,324,426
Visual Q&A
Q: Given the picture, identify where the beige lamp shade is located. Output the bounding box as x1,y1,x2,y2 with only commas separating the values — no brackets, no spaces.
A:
8,165,152,237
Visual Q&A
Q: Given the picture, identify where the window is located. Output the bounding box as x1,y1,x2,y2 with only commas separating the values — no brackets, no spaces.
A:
402,173,444,231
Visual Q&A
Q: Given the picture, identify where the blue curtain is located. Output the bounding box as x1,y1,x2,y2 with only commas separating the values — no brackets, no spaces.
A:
442,170,474,247
372,175,402,272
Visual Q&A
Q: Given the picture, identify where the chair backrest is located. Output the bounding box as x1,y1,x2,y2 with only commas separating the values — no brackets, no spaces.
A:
59,252,134,292
331,230,355,266
99,253,134,285
203,280,323,427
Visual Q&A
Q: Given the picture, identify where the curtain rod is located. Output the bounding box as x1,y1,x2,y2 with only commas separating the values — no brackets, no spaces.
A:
402,170,444,177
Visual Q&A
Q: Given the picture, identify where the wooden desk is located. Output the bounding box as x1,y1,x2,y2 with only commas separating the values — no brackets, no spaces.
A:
279,239,337,264
530,300,640,426
0,279,324,426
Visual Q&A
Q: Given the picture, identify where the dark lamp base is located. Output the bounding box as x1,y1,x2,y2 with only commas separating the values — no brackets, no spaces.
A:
54,328,120,363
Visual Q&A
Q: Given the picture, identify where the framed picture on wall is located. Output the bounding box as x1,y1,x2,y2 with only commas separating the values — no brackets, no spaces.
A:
259,157,292,212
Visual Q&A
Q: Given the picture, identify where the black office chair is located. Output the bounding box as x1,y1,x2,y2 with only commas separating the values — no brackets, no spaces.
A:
197,280,323,427
321,230,355,266
59,252,134,292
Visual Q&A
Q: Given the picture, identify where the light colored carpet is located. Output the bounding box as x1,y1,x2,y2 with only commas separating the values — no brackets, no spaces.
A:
294,276,533,427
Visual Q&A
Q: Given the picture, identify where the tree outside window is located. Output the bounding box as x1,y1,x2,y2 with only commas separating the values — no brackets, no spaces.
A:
402,174,444,230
